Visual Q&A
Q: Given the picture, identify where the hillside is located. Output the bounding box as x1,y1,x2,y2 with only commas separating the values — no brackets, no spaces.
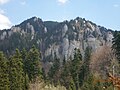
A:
1,16,120,90
0,16,114,61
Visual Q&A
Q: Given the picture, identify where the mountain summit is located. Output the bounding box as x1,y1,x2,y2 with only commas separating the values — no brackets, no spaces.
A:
0,17,114,61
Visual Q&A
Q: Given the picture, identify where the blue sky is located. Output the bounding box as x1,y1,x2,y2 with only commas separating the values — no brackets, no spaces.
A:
0,0,120,30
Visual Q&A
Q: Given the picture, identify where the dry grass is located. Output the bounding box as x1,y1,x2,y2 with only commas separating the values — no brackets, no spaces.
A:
29,81,66,90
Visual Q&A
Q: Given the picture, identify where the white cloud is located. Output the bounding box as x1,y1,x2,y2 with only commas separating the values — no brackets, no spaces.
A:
57,0,69,5
0,14,12,30
0,0,12,30
113,4,119,8
0,0,10,5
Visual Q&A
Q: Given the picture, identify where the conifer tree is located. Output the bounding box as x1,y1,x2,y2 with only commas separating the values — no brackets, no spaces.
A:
79,47,92,88
48,53,60,84
62,56,66,66
60,60,73,89
26,45,42,81
9,49,25,90
83,47,92,80
70,48,82,90
112,31,120,63
0,52,10,90
41,68,46,82
21,48,29,90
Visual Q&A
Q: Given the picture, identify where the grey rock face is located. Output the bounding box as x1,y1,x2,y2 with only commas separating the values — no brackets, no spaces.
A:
62,24,68,37
106,31,113,46
0,31,7,40
0,17,114,61
46,21,113,60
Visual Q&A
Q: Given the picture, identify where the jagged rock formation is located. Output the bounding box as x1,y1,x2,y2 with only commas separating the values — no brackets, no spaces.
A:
0,17,114,61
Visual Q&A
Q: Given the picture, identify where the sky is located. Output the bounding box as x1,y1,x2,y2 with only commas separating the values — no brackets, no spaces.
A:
0,0,120,30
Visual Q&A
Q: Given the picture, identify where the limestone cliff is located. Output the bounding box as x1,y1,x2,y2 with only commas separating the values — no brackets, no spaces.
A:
0,17,114,61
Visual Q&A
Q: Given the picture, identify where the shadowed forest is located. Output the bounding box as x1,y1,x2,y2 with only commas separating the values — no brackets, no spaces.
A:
0,31,120,90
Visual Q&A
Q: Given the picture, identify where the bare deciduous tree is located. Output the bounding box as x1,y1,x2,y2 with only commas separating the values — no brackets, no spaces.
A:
90,45,116,78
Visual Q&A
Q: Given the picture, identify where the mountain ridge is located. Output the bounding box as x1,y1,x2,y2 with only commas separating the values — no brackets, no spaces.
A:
0,16,114,61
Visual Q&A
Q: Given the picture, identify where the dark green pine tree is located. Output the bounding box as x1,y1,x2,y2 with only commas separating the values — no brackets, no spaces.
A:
70,48,82,90
26,45,42,81
83,47,92,81
60,59,74,90
9,49,25,90
48,53,60,84
80,47,94,89
41,68,46,82
52,53,60,74
62,56,66,66
21,48,29,90
21,48,27,62
112,31,120,63
0,52,10,90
